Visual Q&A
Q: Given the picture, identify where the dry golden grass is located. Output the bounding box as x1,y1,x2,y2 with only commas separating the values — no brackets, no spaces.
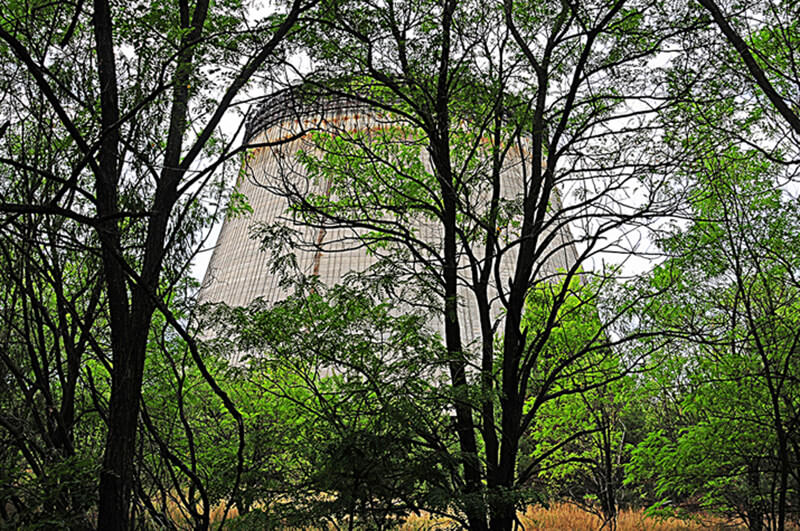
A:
518,503,741,531
387,503,745,530
204,501,747,530
209,503,238,523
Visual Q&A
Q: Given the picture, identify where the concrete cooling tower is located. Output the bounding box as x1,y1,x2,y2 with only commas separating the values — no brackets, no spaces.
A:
198,84,578,343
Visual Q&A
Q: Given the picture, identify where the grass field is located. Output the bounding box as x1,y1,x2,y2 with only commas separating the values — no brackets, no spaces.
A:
206,502,747,530
396,504,744,530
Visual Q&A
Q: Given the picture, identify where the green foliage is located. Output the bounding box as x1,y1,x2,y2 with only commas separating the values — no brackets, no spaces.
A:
226,190,254,218
296,125,435,228
0,0,308,524
519,275,645,523
200,283,459,527
626,148,800,527
0,456,98,530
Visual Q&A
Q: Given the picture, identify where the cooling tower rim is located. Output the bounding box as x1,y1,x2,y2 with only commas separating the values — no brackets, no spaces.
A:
243,82,381,144
243,79,523,145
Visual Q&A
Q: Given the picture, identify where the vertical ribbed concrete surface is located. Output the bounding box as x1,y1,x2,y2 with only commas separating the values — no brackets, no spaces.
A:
199,88,578,344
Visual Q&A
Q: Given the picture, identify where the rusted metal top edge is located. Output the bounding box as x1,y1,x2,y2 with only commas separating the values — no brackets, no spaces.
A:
243,84,377,144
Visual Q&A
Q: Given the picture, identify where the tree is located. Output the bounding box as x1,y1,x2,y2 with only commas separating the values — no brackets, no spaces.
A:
621,4,800,526
4,0,797,527
243,0,686,527
627,148,800,530
696,0,800,142
520,276,648,530
0,0,312,526
202,281,458,529
0,71,109,527
663,0,800,168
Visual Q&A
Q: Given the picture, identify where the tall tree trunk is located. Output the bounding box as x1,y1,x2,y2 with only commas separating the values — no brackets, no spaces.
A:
91,0,140,525
428,2,487,528
98,339,149,529
434,143,488,531
775,430,789,531
746,461,763,531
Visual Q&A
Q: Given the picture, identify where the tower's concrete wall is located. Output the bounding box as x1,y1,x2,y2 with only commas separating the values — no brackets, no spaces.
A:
199,87,579,346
